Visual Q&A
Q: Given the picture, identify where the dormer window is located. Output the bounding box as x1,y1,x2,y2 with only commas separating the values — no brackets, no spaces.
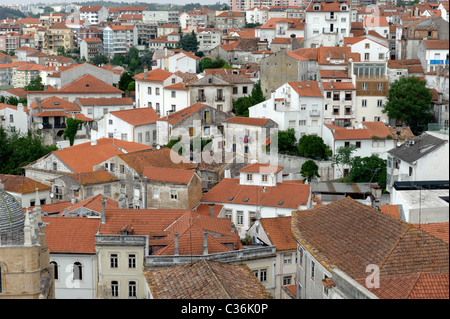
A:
313,5,321,11
247,173,253,181
341,5,348,10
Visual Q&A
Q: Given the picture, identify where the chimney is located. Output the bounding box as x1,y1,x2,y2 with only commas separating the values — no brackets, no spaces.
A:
209,205,214,217
230,222,235,233
174,232,179,255
203,231,208,255
36,98,42,112
101,197,107,223
144,66,148,79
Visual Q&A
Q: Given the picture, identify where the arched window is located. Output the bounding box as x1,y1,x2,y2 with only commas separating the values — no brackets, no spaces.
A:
111,280,119,297
73,262,82,281
128,281,137,298
50,261,58,280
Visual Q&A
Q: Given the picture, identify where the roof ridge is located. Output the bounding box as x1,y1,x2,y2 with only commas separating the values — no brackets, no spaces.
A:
377,224,414,273
203,259,233,298
404,272,424,299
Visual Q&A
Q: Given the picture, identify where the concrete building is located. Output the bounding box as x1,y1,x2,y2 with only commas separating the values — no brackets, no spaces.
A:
250,81,324,140
79,5,109,24
103,25,138,58
305,0,351,47
417,39,449,73
201,163,312,238
386,131,449,193
80,38,103,62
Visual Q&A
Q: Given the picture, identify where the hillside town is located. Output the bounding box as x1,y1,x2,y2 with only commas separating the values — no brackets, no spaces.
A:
0,0,448,302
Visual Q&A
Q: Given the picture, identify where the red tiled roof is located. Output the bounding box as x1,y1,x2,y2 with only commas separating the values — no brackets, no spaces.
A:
134,68,174,82
239,163,283,174
381,204,401,219
364,16,389,27
321,81,355,90
142,167,196,185
66,170,119,186
63,194,119,215
145,259,271,299
291,197,449,298
423,39,449,50
42,217,100,254
202,178,310,209
288,81,323,97
76,97,133,106
0,174,51,194
260,216,296,251
52,74,123,94
224,116,270,127
324,121,391,140
110,107,160,126
30,96,81,112
415,222,449,244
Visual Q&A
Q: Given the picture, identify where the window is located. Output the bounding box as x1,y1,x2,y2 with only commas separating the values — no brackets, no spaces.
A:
225,209,232,219
155,103,160,116
283,276,292,286
323,274,330,296
51,261,58,280
110,254,118,268
128,254,136,269
103,108,108,114
233,87,238,94
145,131,150,142
355,141,361,148
243,86,248,94
365,43,370,49
283,254,292,264
362,99,367,107
86,187,93,197
333,92,340,101
377,82,383,90
73,262,82,281
344,141,350,147
147,87,152,95
247,173,252,181
311,261,315,280
313,5,320,10
262,175,268,182
153,188,159,199
326,91,332,99
9,114,13,123
377,99,383,108
155,87,160,95
171,90,176,98
333,106,339,115
138,132,142,143
170,190,178,200
53,162,58,171
109,119,113,125
364,53,370,61
121,133,128,141
299,120,306,126
104,185,111,197
362,82,367,90
409,166,413,176
237,211,244,225
259,269,267,282
128,281,137,298
378,53,384,60
111,281,119,297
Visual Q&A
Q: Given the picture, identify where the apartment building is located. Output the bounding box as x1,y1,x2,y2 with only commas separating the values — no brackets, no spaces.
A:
43,22,74,56
80,38,103,62
79,5,109,24
103,25,138,57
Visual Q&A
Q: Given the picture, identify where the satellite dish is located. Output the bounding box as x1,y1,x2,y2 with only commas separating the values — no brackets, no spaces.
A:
38,124,43,130
49,192,54,199
396,142,401,147
156,145,161,150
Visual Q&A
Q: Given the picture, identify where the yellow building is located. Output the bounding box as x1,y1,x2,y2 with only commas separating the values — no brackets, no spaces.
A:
43,22,74,56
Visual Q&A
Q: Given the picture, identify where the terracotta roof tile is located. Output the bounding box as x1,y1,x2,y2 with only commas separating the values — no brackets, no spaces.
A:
239,163,283,174
288,81,323,97
134,68,174,82
63,194,119,215
423,39,449,50
145,259,271,299
110,107,160,126
291,197,449,298
117,148,196,176
66,170,118,186
0,174,51,194
42,217,100,254
76,97,133,106
202,178,310,209
224,116,270,126
142,167,195,184
260,216,297,250
414,222,449,244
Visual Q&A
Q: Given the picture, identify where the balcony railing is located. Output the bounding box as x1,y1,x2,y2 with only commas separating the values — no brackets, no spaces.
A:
310,110,320,117
197,95,206,102
215,95,225,102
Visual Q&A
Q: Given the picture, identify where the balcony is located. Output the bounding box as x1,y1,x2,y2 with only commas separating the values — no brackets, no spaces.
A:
42,123,53,129
322,27,337,34
54,123,66,129
197,95,206,102
325,14,337,21
215,95,225,102
310,110,320,117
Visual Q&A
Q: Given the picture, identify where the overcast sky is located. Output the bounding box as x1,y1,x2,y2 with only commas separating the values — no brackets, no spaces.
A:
2,0,226,6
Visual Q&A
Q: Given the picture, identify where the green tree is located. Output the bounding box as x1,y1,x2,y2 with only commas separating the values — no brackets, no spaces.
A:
300,160,320,183
250,81,265,104
382,76,433,135
0,127,57,175
233,97,254,117
25,76,44,91
199,57,212,72
90,54,108,66
349,155,387,190
112,54,125,66
63,118,84,146
298,135,329,160
278,128,297,153
178,30,199,53
331,145,357,179
118,72,133,92
127,81,135,91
